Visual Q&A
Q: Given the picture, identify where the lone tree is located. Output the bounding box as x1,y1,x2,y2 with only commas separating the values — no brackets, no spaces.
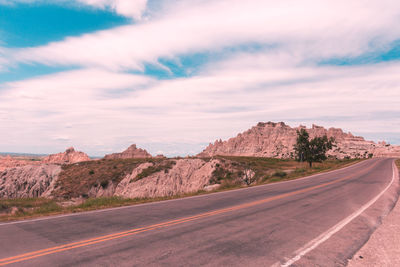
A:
294,129,334,167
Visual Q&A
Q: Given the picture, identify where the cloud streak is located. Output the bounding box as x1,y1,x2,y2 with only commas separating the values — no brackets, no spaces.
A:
0,0,148,20
5,0,400,71
76,0,148,20
1,50,400,155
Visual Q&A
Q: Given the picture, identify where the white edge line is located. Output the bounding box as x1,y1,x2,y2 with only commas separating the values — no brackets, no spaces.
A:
0,159,375,226
276,159,398,267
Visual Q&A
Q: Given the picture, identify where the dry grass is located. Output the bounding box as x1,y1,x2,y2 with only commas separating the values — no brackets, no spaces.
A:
0,198,62,220
0,193,211,222
135,160,176,181
396,159,400,170
53,158,170,198
209,156,361,189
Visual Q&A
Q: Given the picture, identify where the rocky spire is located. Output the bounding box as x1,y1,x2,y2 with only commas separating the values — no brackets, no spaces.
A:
104,144,152,159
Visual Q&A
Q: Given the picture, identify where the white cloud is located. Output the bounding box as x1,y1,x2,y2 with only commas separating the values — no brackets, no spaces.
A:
1,52,400,155
6,0,400,71
77,0,148,20
0,55,6,71
0,0,148,20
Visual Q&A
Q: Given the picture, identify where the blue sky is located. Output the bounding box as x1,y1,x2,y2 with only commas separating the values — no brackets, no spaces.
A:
0,0,400,156
0,3,129,47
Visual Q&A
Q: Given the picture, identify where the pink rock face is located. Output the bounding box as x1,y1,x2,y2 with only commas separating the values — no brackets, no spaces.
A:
0,164,61,198
42,147,91,164
0,155,41,172
198,121,400,159
114,159,220,198
104,144,152,159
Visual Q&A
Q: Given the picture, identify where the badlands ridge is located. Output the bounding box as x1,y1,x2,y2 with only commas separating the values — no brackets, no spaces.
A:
1,122,399,200
199,122,400,158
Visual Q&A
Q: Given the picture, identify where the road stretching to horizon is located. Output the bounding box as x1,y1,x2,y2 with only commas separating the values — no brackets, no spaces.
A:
0,158,397,266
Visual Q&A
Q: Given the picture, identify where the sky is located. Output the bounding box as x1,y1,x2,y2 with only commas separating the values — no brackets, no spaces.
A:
0,0,400,157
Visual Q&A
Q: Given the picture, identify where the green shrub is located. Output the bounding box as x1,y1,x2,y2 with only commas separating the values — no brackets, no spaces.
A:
135,160,176,181
294,168,306,174
100,180,109,188
273,171,287,178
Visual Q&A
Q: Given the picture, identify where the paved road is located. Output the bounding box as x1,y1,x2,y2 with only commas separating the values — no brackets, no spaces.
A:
0,158,397,266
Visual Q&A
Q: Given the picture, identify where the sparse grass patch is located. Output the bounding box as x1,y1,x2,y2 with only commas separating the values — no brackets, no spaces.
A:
72,196,134,210
135,160,176,181
53,158,165,198
0,198,62,220
210,156,361,187
273,171,287,178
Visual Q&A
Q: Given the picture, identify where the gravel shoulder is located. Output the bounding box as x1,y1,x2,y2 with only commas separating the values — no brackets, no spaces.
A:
348,160,400,267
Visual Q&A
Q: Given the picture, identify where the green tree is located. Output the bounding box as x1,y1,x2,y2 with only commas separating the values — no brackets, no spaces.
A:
294,129,334,167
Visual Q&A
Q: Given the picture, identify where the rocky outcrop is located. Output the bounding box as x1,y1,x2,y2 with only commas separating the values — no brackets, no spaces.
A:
84,163,155,198
114,159,220,198
104,144,152,159
0,155,41,171
0,157,221,200
0,165,61,198
87,181,119,198
373,143,400,158
198,122,400,159
42,147,90,164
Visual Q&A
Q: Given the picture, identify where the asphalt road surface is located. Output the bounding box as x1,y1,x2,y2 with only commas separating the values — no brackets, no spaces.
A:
0,158,397,266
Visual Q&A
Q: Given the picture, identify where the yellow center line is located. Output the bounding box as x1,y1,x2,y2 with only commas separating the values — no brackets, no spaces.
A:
0,161,378,266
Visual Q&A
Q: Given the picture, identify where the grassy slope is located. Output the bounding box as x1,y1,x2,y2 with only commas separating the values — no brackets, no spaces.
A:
0,157,361,222
53,158,176,198
209,156,359,189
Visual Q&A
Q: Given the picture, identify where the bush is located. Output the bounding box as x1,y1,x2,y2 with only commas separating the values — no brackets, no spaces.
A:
135,160,176,181
273,171,287,178
100,180,109,188
294,168,306,174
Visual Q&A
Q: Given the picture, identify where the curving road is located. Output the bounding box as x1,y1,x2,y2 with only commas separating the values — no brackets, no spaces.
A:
0,158,397,266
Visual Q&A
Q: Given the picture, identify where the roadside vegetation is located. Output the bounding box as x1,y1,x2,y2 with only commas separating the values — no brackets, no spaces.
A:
208,156,359,189
0,157,361,222
134,160,176,181
53,158,176,198
396,159,400,170
293,128,334,167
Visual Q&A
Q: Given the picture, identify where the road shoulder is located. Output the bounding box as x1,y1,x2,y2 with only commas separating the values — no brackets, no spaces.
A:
348,161,400,267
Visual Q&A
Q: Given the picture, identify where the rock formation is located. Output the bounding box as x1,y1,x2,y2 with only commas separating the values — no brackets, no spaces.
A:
0,157,221,199
2,122,399,200
42,147,90,164
0,165,61,198
198,122,400,159
0,155,41,172
114,159,220,198
104,144,152,159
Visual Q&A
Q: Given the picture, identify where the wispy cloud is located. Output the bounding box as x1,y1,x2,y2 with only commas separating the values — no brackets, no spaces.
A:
76,0,148,20
5,0,400,72
0,0,148,20
0,52,6,71
1,50,399,155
